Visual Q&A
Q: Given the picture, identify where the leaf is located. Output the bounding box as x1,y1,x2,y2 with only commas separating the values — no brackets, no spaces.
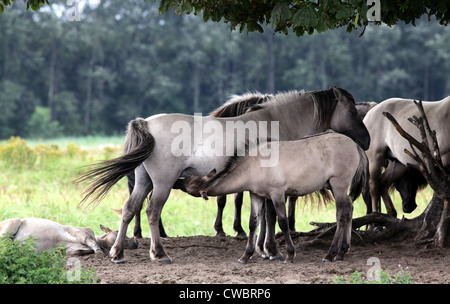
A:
0,4,3,13
269,2,291,27
336,5,355,20
293,4,319,29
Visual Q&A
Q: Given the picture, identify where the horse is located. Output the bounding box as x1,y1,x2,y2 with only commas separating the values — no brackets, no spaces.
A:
187,131,369,263
363,96,450,217
0,218,138,257
77,87,370,264
128,95,373,238
126,92,272,239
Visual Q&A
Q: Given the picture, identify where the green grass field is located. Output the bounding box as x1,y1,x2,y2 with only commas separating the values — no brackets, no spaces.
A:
0,136,433,238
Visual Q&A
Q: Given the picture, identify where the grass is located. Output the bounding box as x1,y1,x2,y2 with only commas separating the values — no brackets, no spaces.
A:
332,267,414,284
0,136,433,238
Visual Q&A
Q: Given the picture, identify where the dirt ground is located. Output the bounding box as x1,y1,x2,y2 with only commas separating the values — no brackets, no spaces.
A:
82,233,450,284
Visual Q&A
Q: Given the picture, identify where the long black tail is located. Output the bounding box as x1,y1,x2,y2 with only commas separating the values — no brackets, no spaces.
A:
349,145,369,202
76,118,154,208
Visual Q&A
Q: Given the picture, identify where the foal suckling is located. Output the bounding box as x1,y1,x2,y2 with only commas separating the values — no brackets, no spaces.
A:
187,131,369,263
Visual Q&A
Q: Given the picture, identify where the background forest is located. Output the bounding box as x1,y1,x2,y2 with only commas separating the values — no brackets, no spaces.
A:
1,0,449,138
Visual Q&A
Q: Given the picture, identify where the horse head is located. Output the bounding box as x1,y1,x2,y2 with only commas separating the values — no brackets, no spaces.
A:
96,225,138,250
329,87,371,150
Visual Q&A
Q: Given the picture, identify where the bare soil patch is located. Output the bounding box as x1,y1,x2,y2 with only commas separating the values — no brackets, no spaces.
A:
83,234,450,284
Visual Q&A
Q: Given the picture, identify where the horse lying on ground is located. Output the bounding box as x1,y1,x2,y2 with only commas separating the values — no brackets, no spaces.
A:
187,131,369,263
0,218,138,258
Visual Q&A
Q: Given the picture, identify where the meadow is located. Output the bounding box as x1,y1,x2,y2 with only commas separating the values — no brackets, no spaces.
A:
0,136,432,238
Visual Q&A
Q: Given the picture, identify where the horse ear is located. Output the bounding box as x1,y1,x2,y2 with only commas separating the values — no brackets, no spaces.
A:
206,169,217,178
332,86,343,100
100,225,112,233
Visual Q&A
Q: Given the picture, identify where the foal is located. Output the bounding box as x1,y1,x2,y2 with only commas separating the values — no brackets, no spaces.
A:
188,132,368,263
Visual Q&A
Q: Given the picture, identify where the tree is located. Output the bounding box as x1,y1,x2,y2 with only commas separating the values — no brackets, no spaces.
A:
156,0,450,36
3,1,449,36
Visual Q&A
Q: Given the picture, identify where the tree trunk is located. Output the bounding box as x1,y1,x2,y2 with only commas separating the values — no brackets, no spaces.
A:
433,196,450,247
193,64,200,113
266,32,275,94
48,39,57,121
84,55,94,135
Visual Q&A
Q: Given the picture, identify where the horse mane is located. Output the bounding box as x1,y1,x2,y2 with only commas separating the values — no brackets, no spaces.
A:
209,92,272,117
254,88,355,129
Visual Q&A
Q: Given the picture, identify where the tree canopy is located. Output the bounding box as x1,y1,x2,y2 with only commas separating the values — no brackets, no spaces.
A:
3,0,449,36
159,0,450,36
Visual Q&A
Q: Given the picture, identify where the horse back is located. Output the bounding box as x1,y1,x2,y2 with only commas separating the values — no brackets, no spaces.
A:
365,97,450,166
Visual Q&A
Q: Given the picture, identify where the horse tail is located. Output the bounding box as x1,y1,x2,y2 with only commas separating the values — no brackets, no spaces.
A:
76,118,154,208
348,145,369,202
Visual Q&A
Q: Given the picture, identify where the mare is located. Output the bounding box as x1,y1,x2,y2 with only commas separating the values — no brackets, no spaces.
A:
126,92,272,238
77,87,370,264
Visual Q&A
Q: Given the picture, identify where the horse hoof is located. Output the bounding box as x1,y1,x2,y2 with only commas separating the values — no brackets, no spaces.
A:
111,256,126,264
235,232,247,240
158,257,172,264
322,257,332,263
283,257,294,264
237,258,247,264
269,255,284,262
215,231,226,237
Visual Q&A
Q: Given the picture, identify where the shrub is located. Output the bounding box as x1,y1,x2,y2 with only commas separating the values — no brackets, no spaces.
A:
0,235,97,284
0,136,36,169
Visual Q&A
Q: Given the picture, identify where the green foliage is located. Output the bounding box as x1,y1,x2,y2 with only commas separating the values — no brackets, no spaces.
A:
332,268,414,284
0,235,96,284
27,106,63,139
158,0,450,36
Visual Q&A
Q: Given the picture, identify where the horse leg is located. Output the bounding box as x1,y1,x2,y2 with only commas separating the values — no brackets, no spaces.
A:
272,193,295,263
127,173,143,239
324,182,353,262
129,172,167,238
255,200,266,257
368,150,384,214
288,196,297,232
214,195,227,237
146,184,173,264
110,165,152,263
238,193,263,264
132,204,143,239
264,199,283,261
380,161,408,217
233,192,247,238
